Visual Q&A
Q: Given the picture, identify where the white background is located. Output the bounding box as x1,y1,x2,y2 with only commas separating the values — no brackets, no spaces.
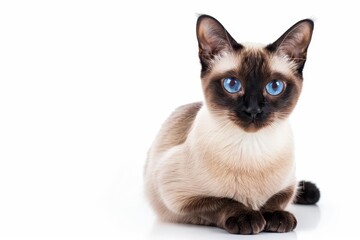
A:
1,0,359,239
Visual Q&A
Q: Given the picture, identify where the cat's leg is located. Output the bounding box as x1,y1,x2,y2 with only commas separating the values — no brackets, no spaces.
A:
294,180,320,205
260,185,297,233
179,196,266,234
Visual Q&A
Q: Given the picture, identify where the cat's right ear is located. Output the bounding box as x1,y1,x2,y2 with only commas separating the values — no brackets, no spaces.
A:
267,19,314,74
196,15,241,72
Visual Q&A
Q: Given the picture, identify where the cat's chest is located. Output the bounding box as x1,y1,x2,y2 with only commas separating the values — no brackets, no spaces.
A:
190,141,295,209
186,109,295,208
188,111,294,169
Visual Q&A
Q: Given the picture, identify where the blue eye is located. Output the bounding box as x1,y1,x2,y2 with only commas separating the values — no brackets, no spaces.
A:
265,80,285,96
223,77,242,93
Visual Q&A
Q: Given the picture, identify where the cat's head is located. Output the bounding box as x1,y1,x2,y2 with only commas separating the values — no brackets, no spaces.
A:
196,15,313,132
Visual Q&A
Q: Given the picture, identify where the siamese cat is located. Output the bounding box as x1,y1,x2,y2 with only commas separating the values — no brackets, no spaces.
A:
144,15,320,234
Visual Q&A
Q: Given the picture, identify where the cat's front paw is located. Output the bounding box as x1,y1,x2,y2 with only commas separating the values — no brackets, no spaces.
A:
224,211,265,234
263,211,297,233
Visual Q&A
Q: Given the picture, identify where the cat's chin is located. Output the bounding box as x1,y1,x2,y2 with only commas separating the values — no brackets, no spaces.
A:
233,120,272,133
242,123,266,132
242,123,261,132
225,111,276,133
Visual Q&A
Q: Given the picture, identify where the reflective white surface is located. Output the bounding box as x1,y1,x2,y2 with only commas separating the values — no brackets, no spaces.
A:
1,0,359,239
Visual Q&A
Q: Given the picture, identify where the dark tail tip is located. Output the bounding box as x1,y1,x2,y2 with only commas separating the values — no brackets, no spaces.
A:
294,180,320,205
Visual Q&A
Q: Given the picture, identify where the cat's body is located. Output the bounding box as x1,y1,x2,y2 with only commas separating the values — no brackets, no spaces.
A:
145,15,320,234
146,102,296,220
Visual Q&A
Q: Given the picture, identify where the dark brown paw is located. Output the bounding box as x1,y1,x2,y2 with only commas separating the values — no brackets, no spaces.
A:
224,211,265,234
263,211,297,233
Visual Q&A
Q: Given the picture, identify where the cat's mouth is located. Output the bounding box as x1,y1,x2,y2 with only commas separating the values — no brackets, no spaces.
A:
231,111,272,132
250,116,257,124
244,111,264,123
246,120,265,132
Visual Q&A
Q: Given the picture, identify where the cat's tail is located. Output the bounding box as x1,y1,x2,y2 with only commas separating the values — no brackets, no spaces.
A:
294,180,320,205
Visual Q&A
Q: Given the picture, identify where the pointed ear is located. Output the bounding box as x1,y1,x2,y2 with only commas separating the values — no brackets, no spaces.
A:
267,19,314,73
196,15,241,72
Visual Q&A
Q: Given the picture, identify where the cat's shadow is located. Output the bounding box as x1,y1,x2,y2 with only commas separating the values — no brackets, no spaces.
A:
149,222,297,240
290,204,321,231
148,205,320,240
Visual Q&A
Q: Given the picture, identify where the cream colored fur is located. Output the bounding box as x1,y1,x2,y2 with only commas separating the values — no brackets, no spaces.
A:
145,104,297,222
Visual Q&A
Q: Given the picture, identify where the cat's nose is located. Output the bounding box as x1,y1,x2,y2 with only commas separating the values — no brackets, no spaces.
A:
244,106,262,120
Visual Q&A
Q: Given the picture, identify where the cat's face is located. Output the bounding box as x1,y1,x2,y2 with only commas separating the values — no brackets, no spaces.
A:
196,15,313,132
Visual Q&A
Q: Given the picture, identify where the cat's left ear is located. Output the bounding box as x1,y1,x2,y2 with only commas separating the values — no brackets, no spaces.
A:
268,19,314,73
196,15,241,72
